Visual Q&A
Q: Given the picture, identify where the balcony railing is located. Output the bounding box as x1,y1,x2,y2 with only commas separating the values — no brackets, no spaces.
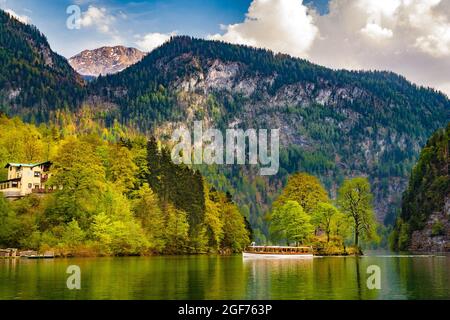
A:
32,188,54,194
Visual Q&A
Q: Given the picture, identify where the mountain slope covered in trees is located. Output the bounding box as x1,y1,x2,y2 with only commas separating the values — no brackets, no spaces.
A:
0,10,85,122
391,123,449,251
89,36,449,241
1,10,449,244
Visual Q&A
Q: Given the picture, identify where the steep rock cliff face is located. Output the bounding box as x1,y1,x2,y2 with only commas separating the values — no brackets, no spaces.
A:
410,198,450,252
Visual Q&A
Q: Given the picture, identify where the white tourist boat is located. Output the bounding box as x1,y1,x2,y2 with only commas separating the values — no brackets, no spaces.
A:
243,245,314,259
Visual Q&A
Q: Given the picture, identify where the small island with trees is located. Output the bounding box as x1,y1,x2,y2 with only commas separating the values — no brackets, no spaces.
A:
269,173,378,256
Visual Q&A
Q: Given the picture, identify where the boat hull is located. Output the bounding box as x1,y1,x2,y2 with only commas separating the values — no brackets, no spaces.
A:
243,252,313,259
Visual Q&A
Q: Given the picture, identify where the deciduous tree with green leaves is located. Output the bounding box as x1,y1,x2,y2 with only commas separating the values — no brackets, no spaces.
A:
273,173,329,214
132,184,166,252
107,145,138,194
270,200,314,246
220,196,251,252
203,186,224,252
62,220,85,250
312,202,340,243
48,137,107,227
0,195,20,247
164,203,190,254
337,177,378,249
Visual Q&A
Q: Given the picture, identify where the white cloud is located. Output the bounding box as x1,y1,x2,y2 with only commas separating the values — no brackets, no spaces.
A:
309,0,450,95
135,32,175,52
415,28,450,58
413,16,450,57
208,0,318,58
361,23,393,40
357,0,401,19
79,6,116,34
71,5,125,51
399,0,450,57
4,8,31,24
212,0,450,96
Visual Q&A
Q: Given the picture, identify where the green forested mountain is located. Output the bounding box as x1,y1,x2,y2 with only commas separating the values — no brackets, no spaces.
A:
92,36,449,135
1,10,449,244
89,36,449,242
391,123,449,251
0,10,85,122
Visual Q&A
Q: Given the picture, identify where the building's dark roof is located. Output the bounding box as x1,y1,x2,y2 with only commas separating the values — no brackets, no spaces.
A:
4,161,52,169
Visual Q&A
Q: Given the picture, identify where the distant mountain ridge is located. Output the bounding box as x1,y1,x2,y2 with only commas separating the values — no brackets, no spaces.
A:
69,46,146,77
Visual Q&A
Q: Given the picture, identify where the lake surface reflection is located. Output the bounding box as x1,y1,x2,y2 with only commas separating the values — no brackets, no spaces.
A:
0,253,448,300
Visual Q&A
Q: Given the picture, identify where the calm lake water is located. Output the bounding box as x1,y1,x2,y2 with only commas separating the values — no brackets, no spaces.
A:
1,253,449,300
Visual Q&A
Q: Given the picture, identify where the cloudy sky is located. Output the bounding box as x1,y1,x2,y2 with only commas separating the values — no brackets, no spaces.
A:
1,0,449,96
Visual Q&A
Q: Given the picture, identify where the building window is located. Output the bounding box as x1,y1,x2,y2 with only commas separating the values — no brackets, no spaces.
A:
34,172,41,177
28,183,32,189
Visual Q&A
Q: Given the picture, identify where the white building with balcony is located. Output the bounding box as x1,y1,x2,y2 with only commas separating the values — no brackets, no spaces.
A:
0,161,52,199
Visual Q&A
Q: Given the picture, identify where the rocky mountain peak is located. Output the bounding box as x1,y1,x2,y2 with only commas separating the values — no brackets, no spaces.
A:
69,46,146,77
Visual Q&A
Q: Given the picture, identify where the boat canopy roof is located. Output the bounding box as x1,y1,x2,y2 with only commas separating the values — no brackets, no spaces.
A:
250,246,312,249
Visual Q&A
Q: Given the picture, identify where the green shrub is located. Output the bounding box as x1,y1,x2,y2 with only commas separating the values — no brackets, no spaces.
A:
431,221,445,237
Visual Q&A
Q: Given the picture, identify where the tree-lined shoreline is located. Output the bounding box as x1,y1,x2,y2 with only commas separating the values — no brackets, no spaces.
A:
0,115,250,256
0,115,382,257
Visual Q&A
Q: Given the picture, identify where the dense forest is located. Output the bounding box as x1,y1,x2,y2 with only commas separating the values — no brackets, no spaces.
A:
391,123,450,251
0,10,85,121
0,115,250,255
1,10,449,246
87,36,450,242
0,113,382,255
92,36,449,132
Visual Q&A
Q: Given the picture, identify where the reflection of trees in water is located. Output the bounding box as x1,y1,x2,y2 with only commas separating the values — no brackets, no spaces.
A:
202,256,247,299
1,255,449,299
243,258,314,299
86,255,448,300
354,257,381,300
355,258,362,300
394,255,449,299
0,258,76,299
313,257,359,299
